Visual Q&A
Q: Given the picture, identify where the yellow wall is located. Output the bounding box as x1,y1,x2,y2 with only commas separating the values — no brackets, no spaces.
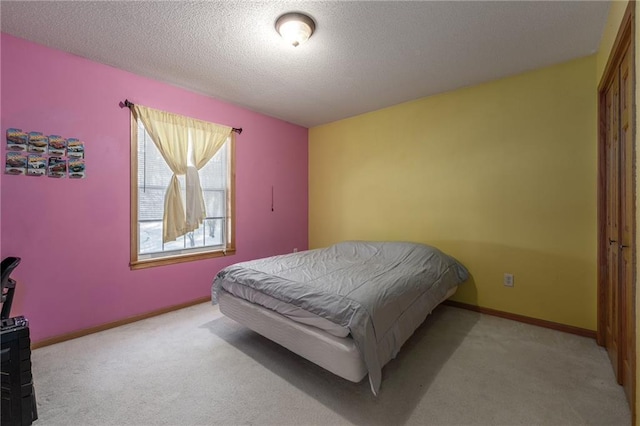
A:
309,55,597,330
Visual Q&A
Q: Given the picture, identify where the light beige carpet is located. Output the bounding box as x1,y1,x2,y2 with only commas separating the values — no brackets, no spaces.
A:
31,303,630,425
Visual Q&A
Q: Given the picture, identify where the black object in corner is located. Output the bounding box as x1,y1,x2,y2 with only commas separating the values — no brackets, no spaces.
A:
1,257,38,426
1,257,20,322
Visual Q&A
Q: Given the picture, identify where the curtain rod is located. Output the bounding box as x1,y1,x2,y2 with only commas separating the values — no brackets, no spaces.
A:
122,99,242,134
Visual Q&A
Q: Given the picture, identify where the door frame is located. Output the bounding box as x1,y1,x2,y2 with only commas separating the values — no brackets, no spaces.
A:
597,0,636,421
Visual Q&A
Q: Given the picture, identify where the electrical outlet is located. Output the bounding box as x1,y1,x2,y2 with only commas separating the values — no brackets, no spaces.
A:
293,248,298,253
503,273,514,287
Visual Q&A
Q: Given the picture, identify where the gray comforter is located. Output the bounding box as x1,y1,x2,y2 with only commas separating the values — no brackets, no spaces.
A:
211,241,469,394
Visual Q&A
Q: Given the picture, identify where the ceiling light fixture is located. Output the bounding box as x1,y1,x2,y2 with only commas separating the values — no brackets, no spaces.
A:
275,12,315,47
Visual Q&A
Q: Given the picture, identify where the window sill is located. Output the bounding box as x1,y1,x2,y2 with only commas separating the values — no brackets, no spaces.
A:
130,247,236,270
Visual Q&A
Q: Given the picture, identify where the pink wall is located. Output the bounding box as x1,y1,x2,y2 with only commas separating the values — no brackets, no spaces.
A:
0,34,308,343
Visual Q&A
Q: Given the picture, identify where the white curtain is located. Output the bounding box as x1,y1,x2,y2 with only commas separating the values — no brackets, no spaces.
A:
186,119,232,231
133,104,232,243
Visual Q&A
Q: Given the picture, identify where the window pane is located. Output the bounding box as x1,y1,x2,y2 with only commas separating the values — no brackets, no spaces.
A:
139,221,163,254
185,224,205,249
163,235,185,252
138,123,172,188
139,188,166,221
203,190,225,218
199,141,227,189
205,219,224,246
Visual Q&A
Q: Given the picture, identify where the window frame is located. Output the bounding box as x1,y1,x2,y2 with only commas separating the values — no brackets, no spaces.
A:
129,115,236,270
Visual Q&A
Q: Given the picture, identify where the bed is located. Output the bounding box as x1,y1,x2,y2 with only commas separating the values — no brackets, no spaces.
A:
211,241,468,394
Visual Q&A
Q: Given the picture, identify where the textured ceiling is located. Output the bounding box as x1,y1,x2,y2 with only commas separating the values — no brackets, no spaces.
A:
1,1,609,128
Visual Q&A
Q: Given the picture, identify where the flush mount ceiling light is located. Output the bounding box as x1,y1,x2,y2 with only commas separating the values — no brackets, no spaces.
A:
275,12,316,47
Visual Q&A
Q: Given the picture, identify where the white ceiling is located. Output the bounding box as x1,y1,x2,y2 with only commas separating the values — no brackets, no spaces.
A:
1,1,609,128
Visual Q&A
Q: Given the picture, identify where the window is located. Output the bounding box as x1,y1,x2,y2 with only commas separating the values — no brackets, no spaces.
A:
130,115,235,269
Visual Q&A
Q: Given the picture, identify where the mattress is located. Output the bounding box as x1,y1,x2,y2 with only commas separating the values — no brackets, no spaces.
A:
217,285,458,384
